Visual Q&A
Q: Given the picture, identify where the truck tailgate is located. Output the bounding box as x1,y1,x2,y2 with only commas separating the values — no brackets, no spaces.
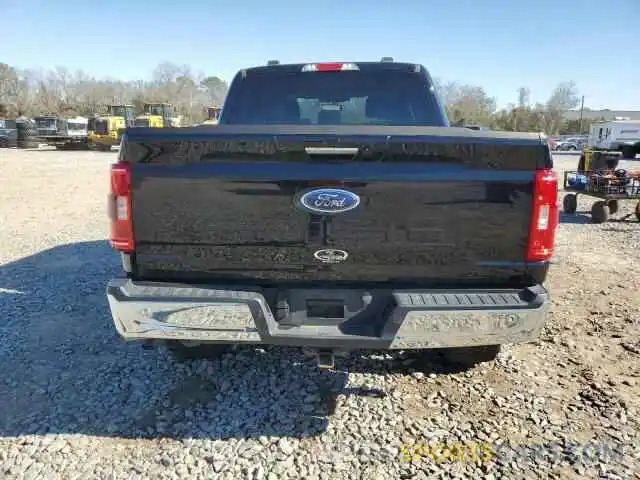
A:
122,126,552,287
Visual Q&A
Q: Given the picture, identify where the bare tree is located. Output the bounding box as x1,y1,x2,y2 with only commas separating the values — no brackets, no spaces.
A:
517,87,530,109
543,81,580,134
2,61,230,123
0,63,19,116
435,80,496,126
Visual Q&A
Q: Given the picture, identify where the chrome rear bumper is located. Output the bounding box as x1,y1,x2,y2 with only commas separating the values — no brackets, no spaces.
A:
106,279,550,349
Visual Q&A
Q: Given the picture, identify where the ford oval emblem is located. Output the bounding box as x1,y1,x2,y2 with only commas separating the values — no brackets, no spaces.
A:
314,249,349,264
298,188,360,215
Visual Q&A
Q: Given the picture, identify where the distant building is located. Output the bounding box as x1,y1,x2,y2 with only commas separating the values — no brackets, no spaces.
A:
563,109,640,121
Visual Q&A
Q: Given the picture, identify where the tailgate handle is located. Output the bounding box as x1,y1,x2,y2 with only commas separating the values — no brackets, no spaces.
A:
305,147,359,155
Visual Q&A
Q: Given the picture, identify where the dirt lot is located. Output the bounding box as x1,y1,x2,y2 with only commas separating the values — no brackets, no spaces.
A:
1,148,639,479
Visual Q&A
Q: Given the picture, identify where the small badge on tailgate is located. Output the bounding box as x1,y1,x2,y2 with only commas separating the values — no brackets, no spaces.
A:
314,249,349,264
298,188,360,215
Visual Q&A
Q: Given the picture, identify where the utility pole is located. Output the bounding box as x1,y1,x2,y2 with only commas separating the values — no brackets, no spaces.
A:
578,95,585,134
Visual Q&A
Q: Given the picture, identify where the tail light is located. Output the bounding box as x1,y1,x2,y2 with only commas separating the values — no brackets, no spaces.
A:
108,161,134,252
526,169,558,262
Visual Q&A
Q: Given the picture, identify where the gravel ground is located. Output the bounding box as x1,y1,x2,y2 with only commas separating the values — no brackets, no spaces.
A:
1,148,639,480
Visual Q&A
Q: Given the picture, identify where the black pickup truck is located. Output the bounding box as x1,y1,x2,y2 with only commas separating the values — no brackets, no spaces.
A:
0,119,17,148
106,60,559,368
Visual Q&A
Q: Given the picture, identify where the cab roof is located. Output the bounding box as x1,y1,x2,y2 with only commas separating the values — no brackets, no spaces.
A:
237,61,427,77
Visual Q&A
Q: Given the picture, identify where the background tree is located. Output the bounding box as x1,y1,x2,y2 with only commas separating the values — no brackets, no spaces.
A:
200,75,228,107
0,61,230,123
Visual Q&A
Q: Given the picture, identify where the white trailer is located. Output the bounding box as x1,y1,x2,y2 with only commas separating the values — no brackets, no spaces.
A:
588,120,640,159
46,116,89,150
66,116,89,138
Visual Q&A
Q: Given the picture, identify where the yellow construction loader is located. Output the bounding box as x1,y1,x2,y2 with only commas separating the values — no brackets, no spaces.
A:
134,103,182,128
578,146,620,173
88,105,136,152
201,106,222,125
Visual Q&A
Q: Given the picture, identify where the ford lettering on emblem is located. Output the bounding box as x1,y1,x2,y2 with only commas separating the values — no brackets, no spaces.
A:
314,249,349,264
298,188,360,215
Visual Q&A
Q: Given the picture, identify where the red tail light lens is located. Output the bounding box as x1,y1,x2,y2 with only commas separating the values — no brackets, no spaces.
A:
109,161,134,252
526,169,558,262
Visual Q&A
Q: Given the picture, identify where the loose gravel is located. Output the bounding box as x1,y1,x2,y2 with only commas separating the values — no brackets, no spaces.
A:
1,148,639,480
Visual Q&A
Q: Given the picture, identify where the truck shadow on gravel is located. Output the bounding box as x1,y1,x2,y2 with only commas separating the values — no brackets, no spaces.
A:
560,211,639,225
0,240,467,442
559,211,592,224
